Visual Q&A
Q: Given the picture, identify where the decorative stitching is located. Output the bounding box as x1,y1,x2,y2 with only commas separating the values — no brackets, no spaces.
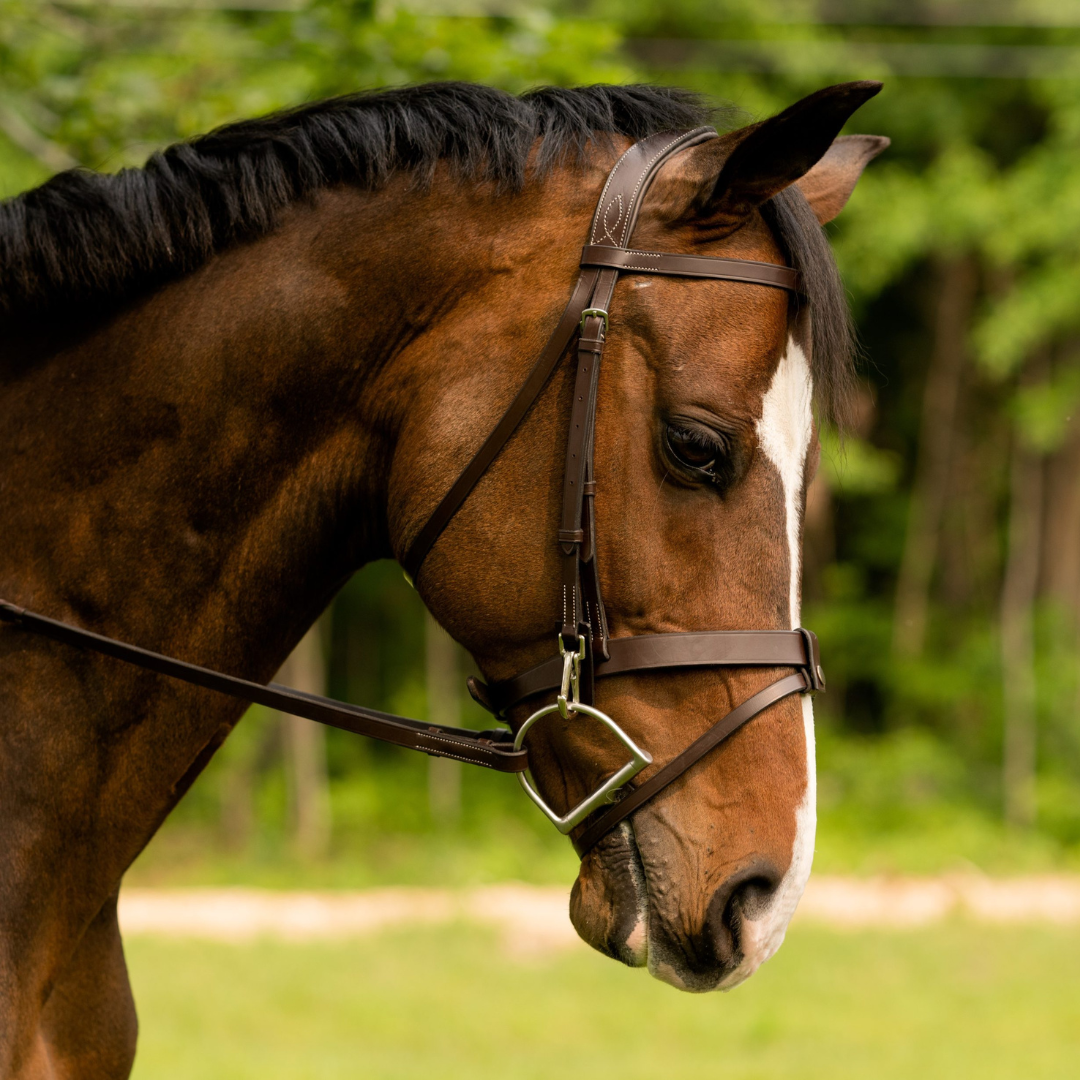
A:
589,146,634,244
601,193,624,245
421,732,516,762
419,746,496,766
589,128,715,247
618,132,696,244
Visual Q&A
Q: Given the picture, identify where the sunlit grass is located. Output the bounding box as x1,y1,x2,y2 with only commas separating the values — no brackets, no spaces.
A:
128,922,1080,1080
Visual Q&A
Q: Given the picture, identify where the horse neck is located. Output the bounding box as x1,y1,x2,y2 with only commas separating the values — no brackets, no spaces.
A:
0,171,540,681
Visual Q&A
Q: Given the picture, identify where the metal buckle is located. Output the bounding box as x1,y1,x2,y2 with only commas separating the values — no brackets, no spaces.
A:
797,627,826,691
579,307,608,335
514,634,652,834
557,634,586,719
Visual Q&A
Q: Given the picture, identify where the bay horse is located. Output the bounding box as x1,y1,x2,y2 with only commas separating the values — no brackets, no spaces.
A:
0,81,886,1077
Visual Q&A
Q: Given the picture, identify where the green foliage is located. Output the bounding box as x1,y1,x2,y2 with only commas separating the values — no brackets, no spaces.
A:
1013,367,1080,450
0,0,629,195
819,425,901,495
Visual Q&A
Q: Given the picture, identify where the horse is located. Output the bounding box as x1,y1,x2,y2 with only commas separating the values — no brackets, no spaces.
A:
0,80,885,1077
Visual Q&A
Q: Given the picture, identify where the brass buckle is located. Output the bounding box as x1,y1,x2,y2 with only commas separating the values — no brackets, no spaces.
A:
579,307,608,335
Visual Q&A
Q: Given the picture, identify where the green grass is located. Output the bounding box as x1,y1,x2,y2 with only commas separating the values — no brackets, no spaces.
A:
127,922,1080,1080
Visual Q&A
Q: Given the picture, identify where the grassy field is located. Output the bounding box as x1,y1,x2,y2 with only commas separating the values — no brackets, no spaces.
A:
127,921,1080,1080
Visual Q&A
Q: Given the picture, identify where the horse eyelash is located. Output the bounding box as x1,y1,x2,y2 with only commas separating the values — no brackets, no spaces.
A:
673,424,725,453
668,422,730,461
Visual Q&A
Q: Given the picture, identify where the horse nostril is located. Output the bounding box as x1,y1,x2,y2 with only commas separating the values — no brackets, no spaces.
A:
705,862,783,969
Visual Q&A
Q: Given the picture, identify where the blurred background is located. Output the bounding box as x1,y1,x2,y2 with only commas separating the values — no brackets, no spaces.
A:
3,2,1080,1075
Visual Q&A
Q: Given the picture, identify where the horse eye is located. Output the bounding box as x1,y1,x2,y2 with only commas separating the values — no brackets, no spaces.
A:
665,423,725,478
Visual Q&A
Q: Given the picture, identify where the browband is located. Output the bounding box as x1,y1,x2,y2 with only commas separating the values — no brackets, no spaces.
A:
580,245,801,292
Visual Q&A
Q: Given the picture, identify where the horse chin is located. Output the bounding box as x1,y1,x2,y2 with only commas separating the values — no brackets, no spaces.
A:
569,822,650,967
569,822,753,990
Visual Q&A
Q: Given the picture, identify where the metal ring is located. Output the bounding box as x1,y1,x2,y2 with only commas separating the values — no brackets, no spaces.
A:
513,701,652,834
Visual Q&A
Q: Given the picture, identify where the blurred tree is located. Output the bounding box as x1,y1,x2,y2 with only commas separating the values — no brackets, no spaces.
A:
278,621,332,858
0,0,631,193
425,610,461,824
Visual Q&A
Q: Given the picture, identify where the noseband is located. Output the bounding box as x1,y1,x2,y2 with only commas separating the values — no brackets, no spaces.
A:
0,127,824,859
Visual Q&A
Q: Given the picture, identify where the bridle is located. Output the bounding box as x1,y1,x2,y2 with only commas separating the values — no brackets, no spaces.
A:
0,126,824,859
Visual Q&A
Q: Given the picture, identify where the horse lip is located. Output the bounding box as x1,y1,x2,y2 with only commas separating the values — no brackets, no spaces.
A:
569,819,650,966
619,820,650,965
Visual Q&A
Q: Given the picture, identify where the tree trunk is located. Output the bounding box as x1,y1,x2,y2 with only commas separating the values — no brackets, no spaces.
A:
278,621,331,858
425,610,462,824
1036,373,1080,756
1039,411,1080,617
220,752,256,851
220,709,280,851
893,255,979,657
1000,438,1044,829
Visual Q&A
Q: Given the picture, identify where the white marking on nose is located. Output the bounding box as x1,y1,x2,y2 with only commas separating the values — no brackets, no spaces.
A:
720,695,816,989
719,337,816,988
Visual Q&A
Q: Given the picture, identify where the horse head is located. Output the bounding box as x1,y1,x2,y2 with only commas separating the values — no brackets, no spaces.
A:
401,84,886,991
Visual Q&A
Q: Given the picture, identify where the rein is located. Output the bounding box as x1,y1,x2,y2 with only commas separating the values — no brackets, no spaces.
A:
0,126,824,859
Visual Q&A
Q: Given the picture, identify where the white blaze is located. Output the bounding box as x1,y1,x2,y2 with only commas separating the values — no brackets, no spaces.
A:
755,339,813,629
721,338,817,988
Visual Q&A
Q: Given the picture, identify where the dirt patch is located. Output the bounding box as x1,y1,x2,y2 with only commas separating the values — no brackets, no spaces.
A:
118,875,1080,950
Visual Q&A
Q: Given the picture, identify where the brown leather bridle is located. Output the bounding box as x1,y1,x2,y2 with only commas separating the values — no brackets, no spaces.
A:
0,126,824,859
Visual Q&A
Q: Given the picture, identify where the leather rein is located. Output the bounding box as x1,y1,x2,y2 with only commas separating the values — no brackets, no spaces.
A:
0,126,824,859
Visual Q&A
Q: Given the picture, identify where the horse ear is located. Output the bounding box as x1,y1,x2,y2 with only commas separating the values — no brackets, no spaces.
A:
706,81,883,226
796,135,890,223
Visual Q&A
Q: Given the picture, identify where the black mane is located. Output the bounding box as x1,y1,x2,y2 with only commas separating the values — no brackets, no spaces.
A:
0,81,853,419
0,84,708,319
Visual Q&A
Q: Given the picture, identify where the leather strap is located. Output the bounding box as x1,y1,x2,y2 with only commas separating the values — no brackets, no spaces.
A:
554,127,720,674
402,127,719,586
479,629,824,715
0,600,527,773
559,311,607,646
580,245,802,293
571,671,810,856
400,269,600,583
